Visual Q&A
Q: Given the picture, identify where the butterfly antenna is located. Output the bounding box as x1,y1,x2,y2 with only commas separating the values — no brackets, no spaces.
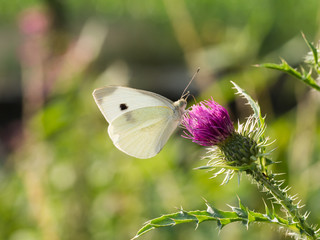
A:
181,90,190,99
181,67,200,99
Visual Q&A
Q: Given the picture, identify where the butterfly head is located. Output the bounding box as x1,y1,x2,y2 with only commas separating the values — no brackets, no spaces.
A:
174,98,187,116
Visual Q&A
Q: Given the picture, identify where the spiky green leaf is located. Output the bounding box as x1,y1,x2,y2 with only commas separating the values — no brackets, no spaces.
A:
258,60,320,91
302,32,318,65
231,81,265,128
132,200,303,239
264,157,275,166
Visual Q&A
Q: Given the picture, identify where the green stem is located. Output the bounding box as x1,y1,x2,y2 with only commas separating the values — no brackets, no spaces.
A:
246,165,317,240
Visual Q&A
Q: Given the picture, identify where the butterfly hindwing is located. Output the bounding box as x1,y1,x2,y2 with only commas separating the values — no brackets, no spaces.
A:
108,106,180,158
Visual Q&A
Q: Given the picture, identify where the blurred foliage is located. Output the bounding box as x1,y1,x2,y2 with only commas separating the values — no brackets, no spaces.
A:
0,0,320,240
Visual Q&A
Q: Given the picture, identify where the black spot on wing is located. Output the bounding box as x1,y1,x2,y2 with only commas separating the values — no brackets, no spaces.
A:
120,103,128,111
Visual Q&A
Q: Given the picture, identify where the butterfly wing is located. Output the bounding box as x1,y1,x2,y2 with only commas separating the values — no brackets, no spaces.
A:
93,86,175,123
108,106,180,158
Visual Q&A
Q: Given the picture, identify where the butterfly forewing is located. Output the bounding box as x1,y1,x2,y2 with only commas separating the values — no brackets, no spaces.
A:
93,86,175,123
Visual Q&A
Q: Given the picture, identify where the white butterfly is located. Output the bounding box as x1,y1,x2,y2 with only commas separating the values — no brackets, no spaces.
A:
92,86,188,159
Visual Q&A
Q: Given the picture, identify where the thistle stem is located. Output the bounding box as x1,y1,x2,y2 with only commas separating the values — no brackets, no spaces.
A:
246,165,317,240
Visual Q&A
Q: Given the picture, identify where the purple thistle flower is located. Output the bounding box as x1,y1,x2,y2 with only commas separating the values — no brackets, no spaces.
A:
182,98,234,146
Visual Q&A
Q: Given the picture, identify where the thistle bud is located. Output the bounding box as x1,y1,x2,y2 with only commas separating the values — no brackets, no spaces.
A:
181,99,234,146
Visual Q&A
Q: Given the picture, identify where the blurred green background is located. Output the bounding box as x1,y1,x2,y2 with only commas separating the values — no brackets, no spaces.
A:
1,0,320,239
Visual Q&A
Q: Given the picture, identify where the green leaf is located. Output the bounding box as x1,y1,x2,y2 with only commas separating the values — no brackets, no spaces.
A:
194,165,214,170
231,81,265,128
258,60,320,91
132,200,303,239
264,158,275,166
263,199,273,220
302,32,318,65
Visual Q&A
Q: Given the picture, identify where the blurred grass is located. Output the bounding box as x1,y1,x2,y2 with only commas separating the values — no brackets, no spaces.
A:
0,0,320,240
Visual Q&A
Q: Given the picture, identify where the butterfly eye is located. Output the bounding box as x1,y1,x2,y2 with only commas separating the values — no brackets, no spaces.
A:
120,103,128,111
179,99,187,108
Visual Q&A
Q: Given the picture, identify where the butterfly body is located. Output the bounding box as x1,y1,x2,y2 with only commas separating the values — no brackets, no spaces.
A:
93,86,187,158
